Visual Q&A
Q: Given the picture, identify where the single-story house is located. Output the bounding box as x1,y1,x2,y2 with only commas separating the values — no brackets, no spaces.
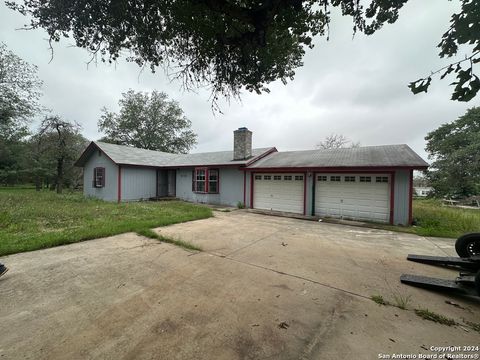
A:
75,127,428,225
414,186,433,197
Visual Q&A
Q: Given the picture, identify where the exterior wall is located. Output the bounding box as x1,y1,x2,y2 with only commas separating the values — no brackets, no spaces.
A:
83,151,118,202
393,169,411,225
176,167,244,207
121,166,157,201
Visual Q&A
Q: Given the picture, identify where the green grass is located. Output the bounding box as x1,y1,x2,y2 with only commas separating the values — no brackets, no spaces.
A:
0,188,212,256
411,199,480,238
368,199,480,238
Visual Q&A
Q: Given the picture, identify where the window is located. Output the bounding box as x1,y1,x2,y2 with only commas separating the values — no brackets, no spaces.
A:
195,168,206,192
376,176,389,183
360,176,371,183
273,175,282,180
255,175,262,180
330,176,341,182
209,169,219,193
284,175,292,180
317,175,327,182
93,167,105,188
264,175,271,180
192,168,219,193
295,175,304,181
344,176,356,182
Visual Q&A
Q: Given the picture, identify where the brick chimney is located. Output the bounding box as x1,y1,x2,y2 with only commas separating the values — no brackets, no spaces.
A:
233,127,252,160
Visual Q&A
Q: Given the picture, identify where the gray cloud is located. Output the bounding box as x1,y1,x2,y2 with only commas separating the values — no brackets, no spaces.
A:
0,0,477,162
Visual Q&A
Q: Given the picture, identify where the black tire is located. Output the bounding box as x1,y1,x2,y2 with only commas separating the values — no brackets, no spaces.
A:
455,233,480,258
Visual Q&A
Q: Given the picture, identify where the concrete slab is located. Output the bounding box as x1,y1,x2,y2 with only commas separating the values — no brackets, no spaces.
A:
1,211,479,360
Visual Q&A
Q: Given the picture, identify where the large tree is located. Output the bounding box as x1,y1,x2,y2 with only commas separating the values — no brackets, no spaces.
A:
0,43,43,185
36,116,86,193
425,107,480,198
0,42,42,136
6,1,480,105
98,90,197,153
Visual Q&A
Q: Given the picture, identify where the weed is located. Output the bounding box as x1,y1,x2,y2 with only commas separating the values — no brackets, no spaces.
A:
137,229,202,251
371,295,389,306
392,293,412,310
237,201,245,209
414,309,457,326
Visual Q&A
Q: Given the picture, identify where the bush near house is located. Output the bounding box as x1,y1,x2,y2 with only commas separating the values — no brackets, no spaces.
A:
0,188,212,256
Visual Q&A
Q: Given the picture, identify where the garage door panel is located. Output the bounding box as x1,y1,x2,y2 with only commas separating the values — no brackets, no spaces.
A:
254,173,304,214
315,173,390,223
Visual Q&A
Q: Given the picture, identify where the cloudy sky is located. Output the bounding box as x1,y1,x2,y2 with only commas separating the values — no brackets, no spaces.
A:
1,0,477,160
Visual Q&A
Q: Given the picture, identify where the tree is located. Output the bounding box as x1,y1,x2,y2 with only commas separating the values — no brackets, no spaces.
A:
0,43,43,185
425,107,480,198
98,90,197,153
316,134,360,150
0,42,42,137
6,1,479,104
36,116,86,193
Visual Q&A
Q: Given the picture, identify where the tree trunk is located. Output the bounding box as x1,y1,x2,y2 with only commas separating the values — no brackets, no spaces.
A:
56,157,64,194
35,175,41,191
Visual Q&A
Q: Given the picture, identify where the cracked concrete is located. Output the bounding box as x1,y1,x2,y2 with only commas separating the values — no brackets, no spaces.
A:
0,210,479,360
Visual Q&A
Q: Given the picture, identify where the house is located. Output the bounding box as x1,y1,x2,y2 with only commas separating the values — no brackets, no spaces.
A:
75,128,428,225
414,186,433,197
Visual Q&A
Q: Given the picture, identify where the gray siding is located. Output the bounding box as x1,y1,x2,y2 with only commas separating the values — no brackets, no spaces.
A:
121,166,157,201
176,167,244,207
83,151,118,202
393,169,411,225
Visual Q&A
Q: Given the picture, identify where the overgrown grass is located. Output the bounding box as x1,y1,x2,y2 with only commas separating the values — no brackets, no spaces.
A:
137,229,202,251
370,199,480,238
0,188,212,256
411,199,480,238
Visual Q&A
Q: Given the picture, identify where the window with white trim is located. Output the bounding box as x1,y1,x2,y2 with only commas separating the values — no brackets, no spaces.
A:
317,175,327,181
330,176,341,182
359,176,371,183
273,175,282,180
284,175,292,180
255,175,262,180
295,175,304,181
264,175,271,180
344,176,356,182
93,167,105,188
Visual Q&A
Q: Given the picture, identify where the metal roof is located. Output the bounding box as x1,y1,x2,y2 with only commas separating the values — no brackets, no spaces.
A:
246,144,429,169
75,141,276,167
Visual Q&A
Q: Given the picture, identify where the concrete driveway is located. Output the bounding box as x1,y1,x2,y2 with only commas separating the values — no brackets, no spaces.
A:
0,210,479,360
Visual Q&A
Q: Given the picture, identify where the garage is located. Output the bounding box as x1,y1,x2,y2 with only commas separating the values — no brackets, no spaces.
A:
314,173,391,223
253,173,305,214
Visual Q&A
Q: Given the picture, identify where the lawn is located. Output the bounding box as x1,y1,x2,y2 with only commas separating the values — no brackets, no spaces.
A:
0,188,212,256
411,199,480,238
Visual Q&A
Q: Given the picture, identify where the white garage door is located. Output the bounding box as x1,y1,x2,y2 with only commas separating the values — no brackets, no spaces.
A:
315,174,390,223
253,173,304,214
